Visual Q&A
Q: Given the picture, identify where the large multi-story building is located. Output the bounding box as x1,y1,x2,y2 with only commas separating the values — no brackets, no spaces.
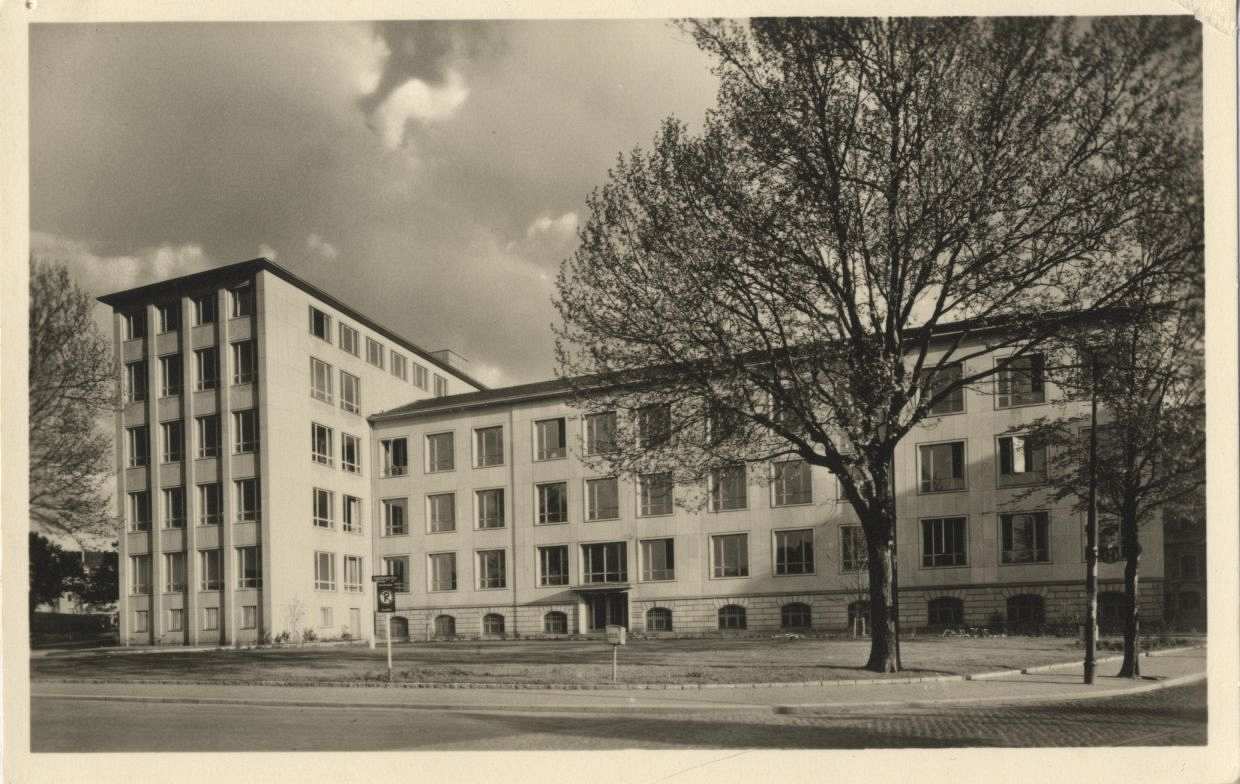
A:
102,258,1164,645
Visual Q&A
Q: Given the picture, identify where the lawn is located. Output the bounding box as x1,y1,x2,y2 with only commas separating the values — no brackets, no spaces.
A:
31,636,1094,686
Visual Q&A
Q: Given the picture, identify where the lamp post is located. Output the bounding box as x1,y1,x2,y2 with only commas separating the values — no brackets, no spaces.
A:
1084,351,1100,685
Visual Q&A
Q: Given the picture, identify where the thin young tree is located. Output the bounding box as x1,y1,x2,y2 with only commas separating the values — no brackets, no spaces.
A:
554,17,1201,671
29,256,116,546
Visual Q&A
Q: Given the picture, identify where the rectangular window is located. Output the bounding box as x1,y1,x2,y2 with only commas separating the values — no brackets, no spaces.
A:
775,529,814,575
536,482,568,524
127,426,149,467
124,311,146,340
585,477,619,521
922,516,968,567
919,441,965,493
641,538,675,582
157,302,180,334
391,351,407,380
125,361,147,402
923,362,964,415
233,410,258,453
314,551,336,591
711,533,749,578
237,546,261,588
311,422,333,466
199,549,223,590
1001,512,1050,564
841,526,866,572
477,550,506,589
382,498,408,536
193,294,216,326
167,608,184,632
162,487,186,529
366,337,385,369
202,607,220,631
430,552,457,591
161,421,184,463
381,437,408,477
309,306,332,342
197,483,222,525
196,415,220,458
474,426,504,467
310,358,333,403
433,374,448,397
133,610,149,633
339,323,359,355
164,552,186,592
413,363,428,390
383,556,409,592
343,555,364,592
772,460,812,507
636,404,672,449
584,411,617,455
997,354,1046,407
476,488,505,529
241,605,256,629
130,555,151,594
638,473,673,516
232,341,256,385
159,354,183,397
426,432,454,472
538,546,569,586
194,347,218,391
535,418,567,461
235,478,260,522
342,494,363,533
998,435,1047,486
341,433,361,473
128,491,151,531
230,286,254,318
312,488,334,528
340,371,360,414
709,465,748,511
582,542,627,583
428,492,456,533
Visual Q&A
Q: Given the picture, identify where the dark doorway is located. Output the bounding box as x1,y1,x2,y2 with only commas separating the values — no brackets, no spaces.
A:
586,592,628,631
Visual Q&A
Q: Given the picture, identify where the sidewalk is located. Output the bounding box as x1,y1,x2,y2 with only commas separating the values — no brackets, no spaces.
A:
32,647,1205,716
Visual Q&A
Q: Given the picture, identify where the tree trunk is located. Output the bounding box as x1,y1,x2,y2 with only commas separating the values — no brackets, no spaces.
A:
1118,522,1142,678
865,534,899,673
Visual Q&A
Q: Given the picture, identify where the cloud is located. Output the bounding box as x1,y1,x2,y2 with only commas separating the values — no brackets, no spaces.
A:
525,211,579,240
258,243,279,260
306,233,339,260
357,21,502,150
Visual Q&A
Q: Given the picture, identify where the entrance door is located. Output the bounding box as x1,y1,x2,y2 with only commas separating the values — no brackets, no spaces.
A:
587,593,628,631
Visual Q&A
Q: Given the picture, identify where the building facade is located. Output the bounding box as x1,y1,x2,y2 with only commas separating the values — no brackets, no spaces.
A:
103,259,1165,645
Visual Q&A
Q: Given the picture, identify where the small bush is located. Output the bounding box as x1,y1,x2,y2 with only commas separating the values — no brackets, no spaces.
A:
302,628,317,643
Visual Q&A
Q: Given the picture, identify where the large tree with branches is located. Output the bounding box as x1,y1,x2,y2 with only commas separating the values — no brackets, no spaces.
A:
29,256,116,545
554,17,1200,672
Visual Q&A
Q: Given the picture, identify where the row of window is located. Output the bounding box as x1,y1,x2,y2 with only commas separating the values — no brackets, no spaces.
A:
122,287,254,341
124,341,257,403
308,305,448,396
312,552,365,592
310,423,362,473
131,604,258,634
128,479,259,531
126,410,259,467
310,489,365,534
128,546,260,594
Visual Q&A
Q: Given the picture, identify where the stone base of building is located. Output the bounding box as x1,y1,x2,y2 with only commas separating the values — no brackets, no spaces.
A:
386,581,1165,642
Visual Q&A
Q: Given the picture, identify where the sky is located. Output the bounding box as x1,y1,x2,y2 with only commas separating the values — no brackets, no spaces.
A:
30,20,721,387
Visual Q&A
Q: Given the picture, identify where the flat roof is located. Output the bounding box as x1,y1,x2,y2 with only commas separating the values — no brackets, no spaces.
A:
98,257,488,391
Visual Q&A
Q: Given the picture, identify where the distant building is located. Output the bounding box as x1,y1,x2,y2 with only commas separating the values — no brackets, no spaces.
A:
101,259,1165,645
1162,496,1206,631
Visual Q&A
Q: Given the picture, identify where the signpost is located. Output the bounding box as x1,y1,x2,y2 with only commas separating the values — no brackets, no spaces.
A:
372,575,398,682
605,624,626,683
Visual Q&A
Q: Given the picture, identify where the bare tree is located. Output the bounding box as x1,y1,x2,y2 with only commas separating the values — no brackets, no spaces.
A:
29,256,116,546
554,17,1201,671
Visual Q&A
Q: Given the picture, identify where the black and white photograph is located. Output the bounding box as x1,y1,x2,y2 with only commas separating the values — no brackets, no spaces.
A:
2,1,1236,781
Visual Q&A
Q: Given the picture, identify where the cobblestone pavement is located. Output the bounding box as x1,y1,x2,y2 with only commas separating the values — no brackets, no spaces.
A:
32,682,1206,751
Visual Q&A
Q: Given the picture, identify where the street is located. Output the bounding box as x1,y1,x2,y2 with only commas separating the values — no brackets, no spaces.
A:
31,681,1206,751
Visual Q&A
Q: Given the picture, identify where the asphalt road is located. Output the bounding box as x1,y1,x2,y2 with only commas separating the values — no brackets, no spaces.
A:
30,681,1207,751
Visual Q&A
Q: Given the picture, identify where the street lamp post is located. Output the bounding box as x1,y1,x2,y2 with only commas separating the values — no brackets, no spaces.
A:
1084,352,1100,685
